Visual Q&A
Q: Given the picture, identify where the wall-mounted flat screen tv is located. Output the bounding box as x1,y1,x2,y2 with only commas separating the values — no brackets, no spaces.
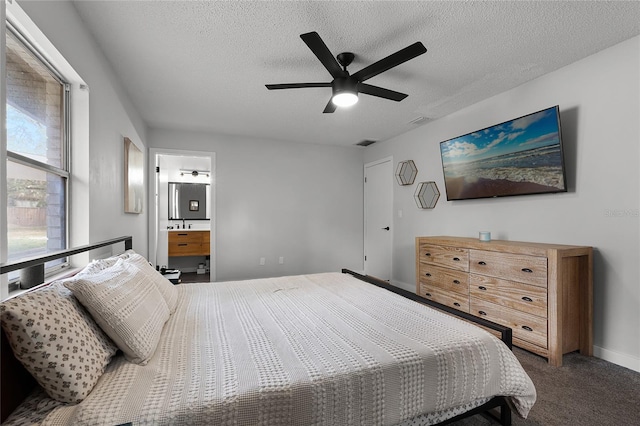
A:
440,105,567,201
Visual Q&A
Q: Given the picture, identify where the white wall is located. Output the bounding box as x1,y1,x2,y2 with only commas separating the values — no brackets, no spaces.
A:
16,0,148,258
364,36,640,371
150,129,364,281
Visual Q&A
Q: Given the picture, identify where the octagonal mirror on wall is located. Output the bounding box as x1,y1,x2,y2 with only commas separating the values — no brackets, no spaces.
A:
414,181,440,209
395,160,418,186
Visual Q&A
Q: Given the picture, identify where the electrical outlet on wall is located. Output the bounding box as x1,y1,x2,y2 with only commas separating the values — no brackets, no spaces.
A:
279,256,284,264
259,257,266,266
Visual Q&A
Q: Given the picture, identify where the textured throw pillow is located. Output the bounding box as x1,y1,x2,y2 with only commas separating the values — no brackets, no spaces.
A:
79,250,178,314
64,259,170,365
124,253,179,314
0,281,118,403
75,249,137,278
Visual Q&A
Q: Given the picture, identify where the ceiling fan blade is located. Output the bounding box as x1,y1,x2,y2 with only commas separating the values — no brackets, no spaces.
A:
352,42,427,82
358,83,408,101
323,99,337,113
266,82,332,90
300,32,345,79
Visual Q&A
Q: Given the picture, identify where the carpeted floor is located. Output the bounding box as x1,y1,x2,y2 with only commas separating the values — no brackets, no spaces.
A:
452,348,640,425
180,271,211,283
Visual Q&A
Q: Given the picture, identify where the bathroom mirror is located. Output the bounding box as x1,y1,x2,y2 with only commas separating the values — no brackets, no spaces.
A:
168,182,210,220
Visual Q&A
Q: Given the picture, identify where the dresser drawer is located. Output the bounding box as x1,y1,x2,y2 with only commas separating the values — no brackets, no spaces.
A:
419,284,469,312
470,274,547,318
169,242,204,257
168,232,202,244
470,298,548,349
469,250,547,287
419,264,469,295
419,244,469,272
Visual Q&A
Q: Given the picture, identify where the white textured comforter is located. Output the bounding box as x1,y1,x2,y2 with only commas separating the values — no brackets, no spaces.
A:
16,272,536,425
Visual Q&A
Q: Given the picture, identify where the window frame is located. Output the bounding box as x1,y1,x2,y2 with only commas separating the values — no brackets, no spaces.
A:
5,19,71,287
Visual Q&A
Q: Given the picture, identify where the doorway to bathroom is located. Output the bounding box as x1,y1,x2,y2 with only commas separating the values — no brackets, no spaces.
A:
149,148,216,283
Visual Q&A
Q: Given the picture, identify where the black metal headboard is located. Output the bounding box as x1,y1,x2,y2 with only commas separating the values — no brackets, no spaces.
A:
0,236,132,422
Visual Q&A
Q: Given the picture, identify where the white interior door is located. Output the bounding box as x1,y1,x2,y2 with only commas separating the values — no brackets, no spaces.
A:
364,158,393,281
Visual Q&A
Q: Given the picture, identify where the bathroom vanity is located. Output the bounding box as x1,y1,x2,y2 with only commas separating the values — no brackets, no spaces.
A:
165,181,211,280
168,230,210,257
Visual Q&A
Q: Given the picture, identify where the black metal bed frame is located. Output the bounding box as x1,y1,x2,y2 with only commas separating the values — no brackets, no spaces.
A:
0,236,133,290
0,239,511,425
341,269,513,426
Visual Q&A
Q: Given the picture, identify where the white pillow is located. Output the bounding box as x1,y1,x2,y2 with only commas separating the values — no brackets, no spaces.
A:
78,250,179,314
124,253,179,314
65,259,170,365
75,249,134,277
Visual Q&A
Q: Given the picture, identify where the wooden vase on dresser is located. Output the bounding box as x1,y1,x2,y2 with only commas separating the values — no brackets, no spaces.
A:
415,236,593,366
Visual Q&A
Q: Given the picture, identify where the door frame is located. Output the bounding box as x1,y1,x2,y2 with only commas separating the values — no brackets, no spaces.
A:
148,147,216,282
363,156,393,280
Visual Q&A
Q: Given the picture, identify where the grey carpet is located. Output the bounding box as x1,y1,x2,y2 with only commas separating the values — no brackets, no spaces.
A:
179,272,211,283
451,348,640,425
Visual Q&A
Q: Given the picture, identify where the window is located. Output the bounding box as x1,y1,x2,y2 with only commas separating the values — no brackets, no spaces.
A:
5,23,69,282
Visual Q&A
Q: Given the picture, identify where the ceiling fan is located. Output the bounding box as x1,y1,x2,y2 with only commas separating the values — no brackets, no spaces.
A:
266,31,427,113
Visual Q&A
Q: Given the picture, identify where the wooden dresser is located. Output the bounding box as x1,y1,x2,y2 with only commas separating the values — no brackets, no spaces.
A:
415,236,592,366
168,231,210,257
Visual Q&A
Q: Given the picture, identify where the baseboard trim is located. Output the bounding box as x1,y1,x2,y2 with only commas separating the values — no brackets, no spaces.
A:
593,345,640,373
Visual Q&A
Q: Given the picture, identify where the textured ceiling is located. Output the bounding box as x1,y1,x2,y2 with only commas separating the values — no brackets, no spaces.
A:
71,1,640,147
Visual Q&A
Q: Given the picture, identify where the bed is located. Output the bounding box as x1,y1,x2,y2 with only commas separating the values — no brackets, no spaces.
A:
0,237,535,425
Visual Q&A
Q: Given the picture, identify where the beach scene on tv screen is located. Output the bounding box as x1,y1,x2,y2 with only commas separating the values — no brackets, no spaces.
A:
440,107,566,200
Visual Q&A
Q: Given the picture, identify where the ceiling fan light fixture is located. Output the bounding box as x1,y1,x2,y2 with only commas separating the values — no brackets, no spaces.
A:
332,91,358,107
331,77,359,107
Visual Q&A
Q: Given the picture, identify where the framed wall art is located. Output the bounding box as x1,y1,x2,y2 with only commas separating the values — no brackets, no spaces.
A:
124,137,144,214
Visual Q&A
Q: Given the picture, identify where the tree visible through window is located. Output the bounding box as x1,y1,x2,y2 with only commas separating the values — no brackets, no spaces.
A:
5,25,68,272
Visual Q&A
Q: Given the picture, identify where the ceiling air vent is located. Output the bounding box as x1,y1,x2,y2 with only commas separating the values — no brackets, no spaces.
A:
408,116,429,126
355,139,377,147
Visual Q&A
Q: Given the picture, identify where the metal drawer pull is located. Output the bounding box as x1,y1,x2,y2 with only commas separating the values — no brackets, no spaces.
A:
478,261,487,265
178,233,188,236
521,268,533,273
425,292,432,297
478,311,487,316
425,252,431,257
425,273,432,277
452,257,460,261
522,325,533,332
453,280,460,284
453,302,461,307
478,286,487,291
521,296,533,302
178,243,188,246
